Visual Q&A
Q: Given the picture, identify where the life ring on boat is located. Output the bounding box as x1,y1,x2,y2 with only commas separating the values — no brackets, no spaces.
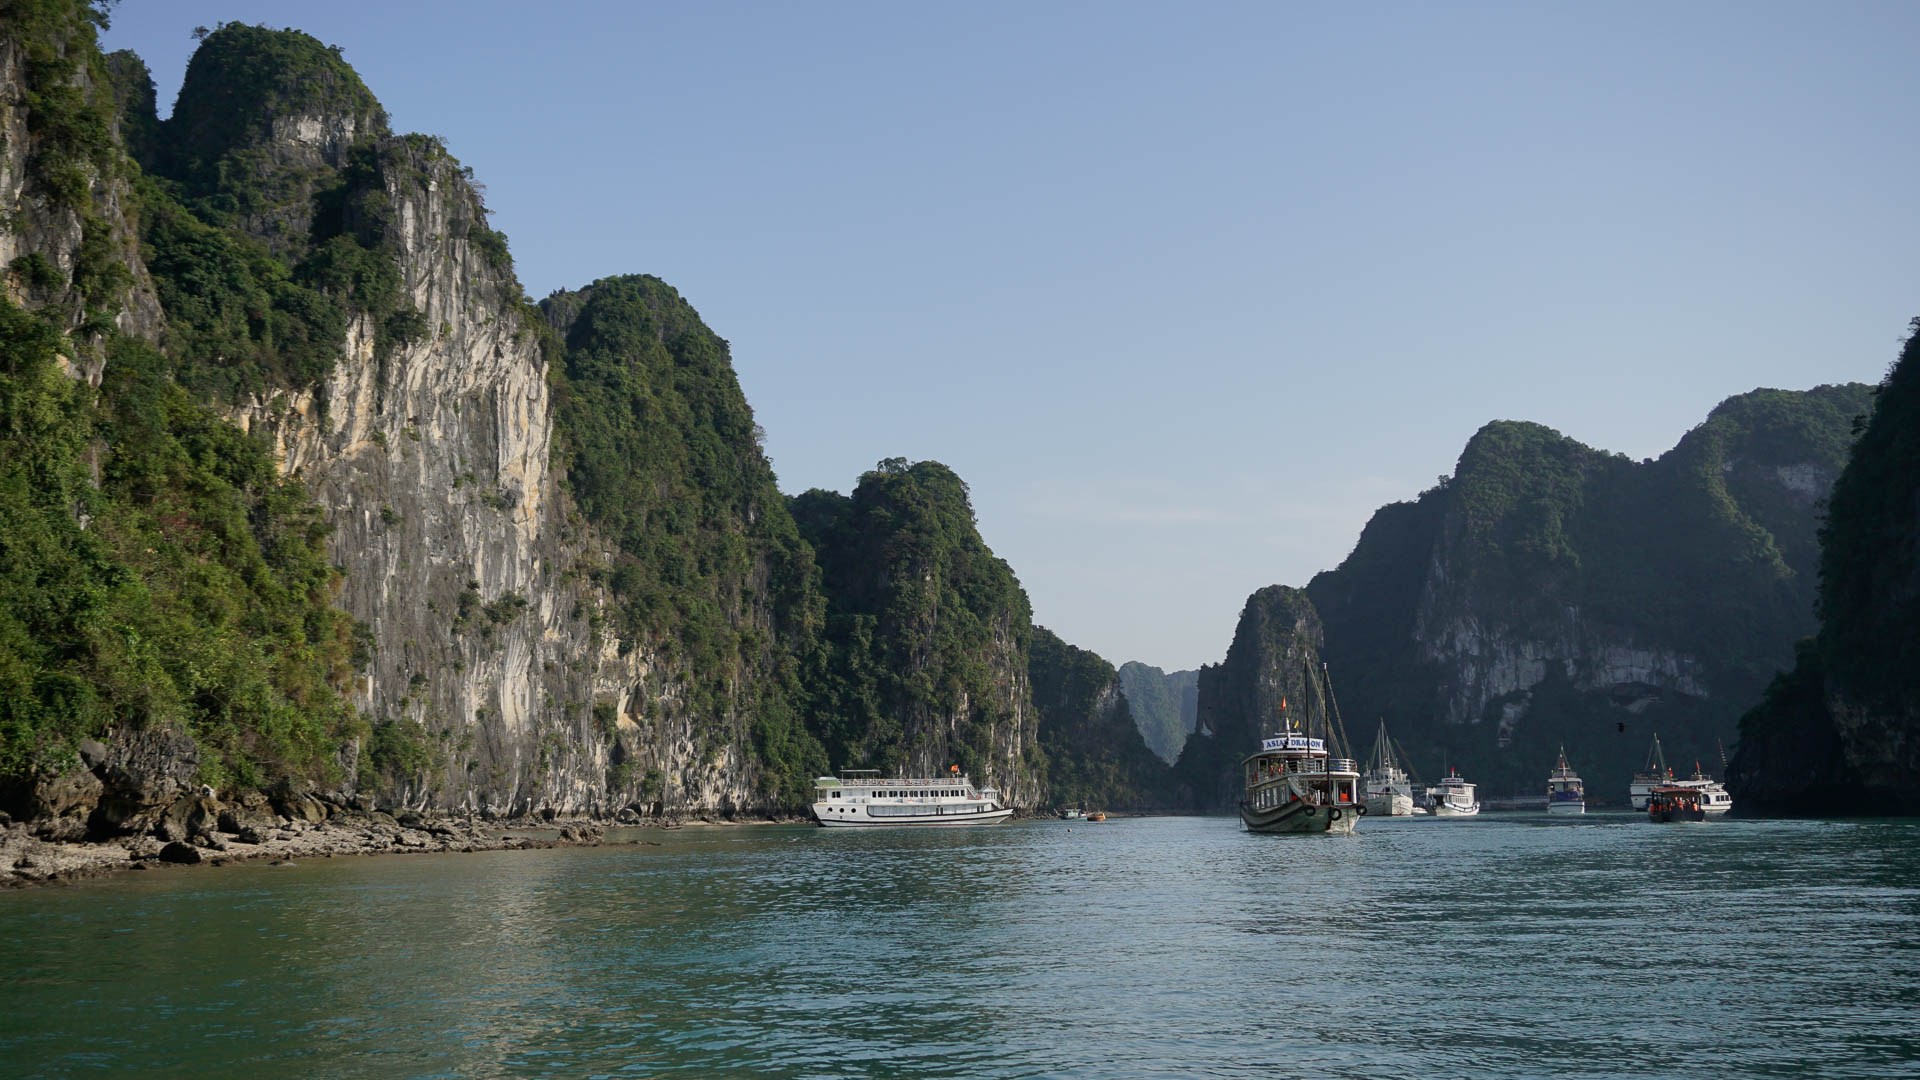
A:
1329,808,1343,822
1302,805,1316,817
1355,803,1368,816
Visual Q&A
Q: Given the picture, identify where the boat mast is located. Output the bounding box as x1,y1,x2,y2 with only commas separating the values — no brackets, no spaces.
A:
1319,662,1354,760
1645,733,1671,778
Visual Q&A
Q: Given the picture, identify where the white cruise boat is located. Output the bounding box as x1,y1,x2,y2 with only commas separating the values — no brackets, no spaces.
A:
811,770,1013,827
1425,770,1480,816
1546,746,1585,815
1363,720,1416,817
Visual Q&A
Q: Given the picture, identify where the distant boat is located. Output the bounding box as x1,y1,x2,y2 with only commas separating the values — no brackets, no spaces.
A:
1646,785,1707,823
810,770,1014,827
1363,720,1416,817
1629,735,1675,811
1546,746,1585,815
1425,770,1480,817
1669,763,1733,816
1239,661,1362,834
1086,811,1107,822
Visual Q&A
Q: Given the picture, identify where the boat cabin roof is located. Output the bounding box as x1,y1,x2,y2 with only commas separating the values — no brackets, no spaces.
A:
814,775,975,788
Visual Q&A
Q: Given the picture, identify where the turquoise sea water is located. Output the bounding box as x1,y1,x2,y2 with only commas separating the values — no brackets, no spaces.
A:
2,814,1916,1078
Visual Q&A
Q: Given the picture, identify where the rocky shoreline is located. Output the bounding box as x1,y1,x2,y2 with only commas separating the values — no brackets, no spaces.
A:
2,811,631,890
0,808,827,890
0,730,822,889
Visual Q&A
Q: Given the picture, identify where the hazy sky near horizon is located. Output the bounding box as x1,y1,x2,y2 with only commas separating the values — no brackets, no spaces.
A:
105,1,1918,670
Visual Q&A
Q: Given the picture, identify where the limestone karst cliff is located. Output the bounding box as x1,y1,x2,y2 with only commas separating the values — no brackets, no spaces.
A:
791,460,1044,807
2,12,1088,834
1030,629,1172,810
1305,385,1873,803
1,1,162,354
1116,661,1197,765
3,6,359,839
1172,585,1334,812
1729,326,1920,813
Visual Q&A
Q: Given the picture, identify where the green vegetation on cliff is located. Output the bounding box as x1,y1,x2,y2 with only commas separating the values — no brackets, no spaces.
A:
544,276,826,803
1307,384,1873,802
793,460,1041,797
1030,629,1171,810
0,299,359,791
1810,336,1920,711
110,25,442,402
2,4,362,803
1116,661,1197,764
1732,325,1920,812
155,23,386,250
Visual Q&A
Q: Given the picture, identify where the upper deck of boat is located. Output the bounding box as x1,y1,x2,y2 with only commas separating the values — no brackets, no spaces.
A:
1243,737,1358,776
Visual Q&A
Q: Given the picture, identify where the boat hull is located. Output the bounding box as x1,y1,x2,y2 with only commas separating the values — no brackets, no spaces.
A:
1366,792,1414,817
1547,800,1585,815
1240,800,1358,834
813,806,1014,827
1431,803,1479,817
1647,807,1706,823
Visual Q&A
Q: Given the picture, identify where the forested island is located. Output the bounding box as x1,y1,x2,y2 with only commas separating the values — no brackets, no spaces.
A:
3,4,1915,885
0,7,1154,865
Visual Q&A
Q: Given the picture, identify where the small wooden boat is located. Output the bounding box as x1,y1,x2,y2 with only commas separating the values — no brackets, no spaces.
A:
1646,786,1707,823
1086,811,1107,822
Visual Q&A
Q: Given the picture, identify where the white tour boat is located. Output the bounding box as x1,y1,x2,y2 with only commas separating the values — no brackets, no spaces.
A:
1670,763,1733,816
1629,734,1675,811
1425,770,1480,816
1546,746,1585,815
1363,720,1416,817
811,770,1014,827
1239,663,1363,835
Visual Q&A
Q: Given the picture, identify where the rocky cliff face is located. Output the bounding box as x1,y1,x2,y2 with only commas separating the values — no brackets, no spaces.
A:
1031,629,1171,810
190,76,798,817
0,16,1158,834
1308,386,1873,801
5,19,791,821
221,136,659,817
1115,661,1197,765
1,10,162,358
1172,586,1333,811
1730,329,1920,813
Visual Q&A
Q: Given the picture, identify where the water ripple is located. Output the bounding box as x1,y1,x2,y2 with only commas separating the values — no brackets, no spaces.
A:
2,815,1917,1077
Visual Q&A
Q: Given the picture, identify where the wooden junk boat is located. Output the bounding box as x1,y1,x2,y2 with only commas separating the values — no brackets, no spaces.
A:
1239,662,1362,835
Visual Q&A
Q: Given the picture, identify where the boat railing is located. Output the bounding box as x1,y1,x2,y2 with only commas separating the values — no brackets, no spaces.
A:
1254,758,1360,779
825,776,974,788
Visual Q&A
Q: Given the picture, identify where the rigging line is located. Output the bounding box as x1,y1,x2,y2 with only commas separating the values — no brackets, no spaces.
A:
1390,734,1427,788
1321,661,1355,763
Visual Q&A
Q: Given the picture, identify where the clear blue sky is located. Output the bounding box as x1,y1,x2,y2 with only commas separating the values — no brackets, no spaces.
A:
105,1,1919,671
